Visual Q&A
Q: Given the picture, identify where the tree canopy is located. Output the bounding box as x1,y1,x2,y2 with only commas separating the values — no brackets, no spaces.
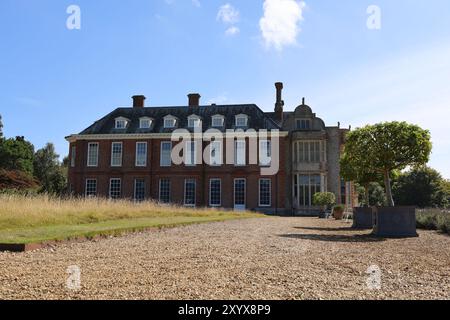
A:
343,122,432,207
0,136,35,175
34,143,67,194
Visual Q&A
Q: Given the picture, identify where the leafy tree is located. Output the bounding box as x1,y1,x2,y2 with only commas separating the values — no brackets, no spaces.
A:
313,192,336,212
0,114,3,139
393,167,449,208
34,143,67,195
346,122,432,207
356,182,386,207
0,136,35,175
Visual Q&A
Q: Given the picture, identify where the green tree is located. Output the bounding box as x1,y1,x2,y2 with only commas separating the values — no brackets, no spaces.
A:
313,192,336,212
346,122,431,207
0,114,3,139
34,143,67,195
356,182,386,207
0,136,35,175
393,167,449,208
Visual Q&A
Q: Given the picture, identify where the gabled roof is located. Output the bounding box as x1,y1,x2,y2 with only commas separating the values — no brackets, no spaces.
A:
79,104,281,135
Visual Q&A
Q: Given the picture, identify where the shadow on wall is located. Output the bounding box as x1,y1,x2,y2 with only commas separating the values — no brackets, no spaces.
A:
279,233,386,243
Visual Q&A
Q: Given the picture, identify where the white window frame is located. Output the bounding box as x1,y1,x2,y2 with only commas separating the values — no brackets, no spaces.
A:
185,141,197,166
163,115,177,128
212,115,225,127
234,140,246,166
115,117,129,129
160,141,172,167
188,115,201,128
109,178,122,199
259,139,272,166
135,142,148,167
209,179,222,207
184,179,196,207
87,142,99,167
139,117,152,129
111,142,123,167
259,179,272,207
85,179,97,197
235,114,248,127
71,146,76,168
210,141,222,166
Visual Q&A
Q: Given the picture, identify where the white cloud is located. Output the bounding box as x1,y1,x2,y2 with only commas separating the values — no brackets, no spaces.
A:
225,26,240,36
259,0,306,50
217,4,240,24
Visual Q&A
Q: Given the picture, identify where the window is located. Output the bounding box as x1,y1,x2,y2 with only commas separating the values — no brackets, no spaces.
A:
159,179,171,203
85,179,97,197
341,178,346,205
71,146,76,167
209,179,221,207
87,143,99,167
259,179,271,207
296,119,311,130
293,141,325,163
259,140,271,166
212,115,224,127
298,174,321,207
109,178,122,199
160,142,172,167
185,141,197,166
164,116,176,128
134,179,146,201
139,118,152,129
235,115,248,127
188,117,201,128
115,118,128,129
234,179,246,208
210,141,222,166
235,140,246,166
111,142,123,167
184,179,196,206
135,142,147,167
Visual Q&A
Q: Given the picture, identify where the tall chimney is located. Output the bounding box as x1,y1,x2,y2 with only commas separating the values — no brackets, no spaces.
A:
274,82,284,123
188,93,201,107
132,95,146,108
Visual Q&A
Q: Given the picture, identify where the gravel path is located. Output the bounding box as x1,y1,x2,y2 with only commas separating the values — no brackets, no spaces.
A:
0,217,449,300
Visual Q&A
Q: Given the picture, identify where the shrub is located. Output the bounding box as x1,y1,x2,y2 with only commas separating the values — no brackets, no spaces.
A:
416,209,450,235
313,192,336,208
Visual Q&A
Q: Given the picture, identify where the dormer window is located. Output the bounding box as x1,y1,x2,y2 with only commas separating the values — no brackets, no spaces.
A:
139,117,152,129
235,114,248,127
115,117,129,129
212,115,225,127
188,115,201,128
297,119,311,130
164,115,177,128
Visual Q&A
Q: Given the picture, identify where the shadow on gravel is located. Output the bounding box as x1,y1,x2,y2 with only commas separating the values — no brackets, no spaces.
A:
294,226,355,232
279,233,386,243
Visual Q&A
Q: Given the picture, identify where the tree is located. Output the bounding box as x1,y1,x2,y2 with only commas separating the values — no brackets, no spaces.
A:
346,122,431,207
33,143,67,195
393,167,449,208
0,136,35,175
313,192,336,212
0,114,3,139
356,182,386,207
340,148,381,207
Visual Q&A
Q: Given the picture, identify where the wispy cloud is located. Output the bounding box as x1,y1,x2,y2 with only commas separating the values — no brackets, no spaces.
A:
259,0,306,50
217,3,240,36
15,97,43,108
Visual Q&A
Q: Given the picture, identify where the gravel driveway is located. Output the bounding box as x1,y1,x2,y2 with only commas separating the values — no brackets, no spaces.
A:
0,217,449,300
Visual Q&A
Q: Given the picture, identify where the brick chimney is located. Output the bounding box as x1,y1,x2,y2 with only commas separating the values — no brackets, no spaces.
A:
132,95,146,108
274,82,284,123
188,93,201,107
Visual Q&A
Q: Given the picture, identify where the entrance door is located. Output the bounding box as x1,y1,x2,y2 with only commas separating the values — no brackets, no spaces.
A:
234,178,246,211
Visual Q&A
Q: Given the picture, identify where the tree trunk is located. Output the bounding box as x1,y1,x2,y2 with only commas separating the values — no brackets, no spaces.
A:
384,170,395,207
364,184,370,208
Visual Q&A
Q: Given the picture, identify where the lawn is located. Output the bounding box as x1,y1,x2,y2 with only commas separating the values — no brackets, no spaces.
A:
0,195,261,244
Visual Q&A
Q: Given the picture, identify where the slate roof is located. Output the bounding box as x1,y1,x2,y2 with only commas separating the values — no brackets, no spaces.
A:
79,104,281,135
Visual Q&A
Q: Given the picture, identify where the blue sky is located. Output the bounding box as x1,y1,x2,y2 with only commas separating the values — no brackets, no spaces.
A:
1,0,450,177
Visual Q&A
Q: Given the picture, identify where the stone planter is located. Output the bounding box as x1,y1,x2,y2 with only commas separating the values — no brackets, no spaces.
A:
352,207,373,229
373,206,418,238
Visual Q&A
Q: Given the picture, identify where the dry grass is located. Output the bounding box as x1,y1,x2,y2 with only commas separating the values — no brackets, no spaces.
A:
0,195,261,244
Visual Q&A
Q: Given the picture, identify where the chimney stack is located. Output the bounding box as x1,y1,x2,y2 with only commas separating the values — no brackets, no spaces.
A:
274,82,284,123
132,95,146,108
188,93,201,107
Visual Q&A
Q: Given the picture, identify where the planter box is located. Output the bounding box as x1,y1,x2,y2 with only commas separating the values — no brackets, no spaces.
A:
352,207,373,229
373,206,418,238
